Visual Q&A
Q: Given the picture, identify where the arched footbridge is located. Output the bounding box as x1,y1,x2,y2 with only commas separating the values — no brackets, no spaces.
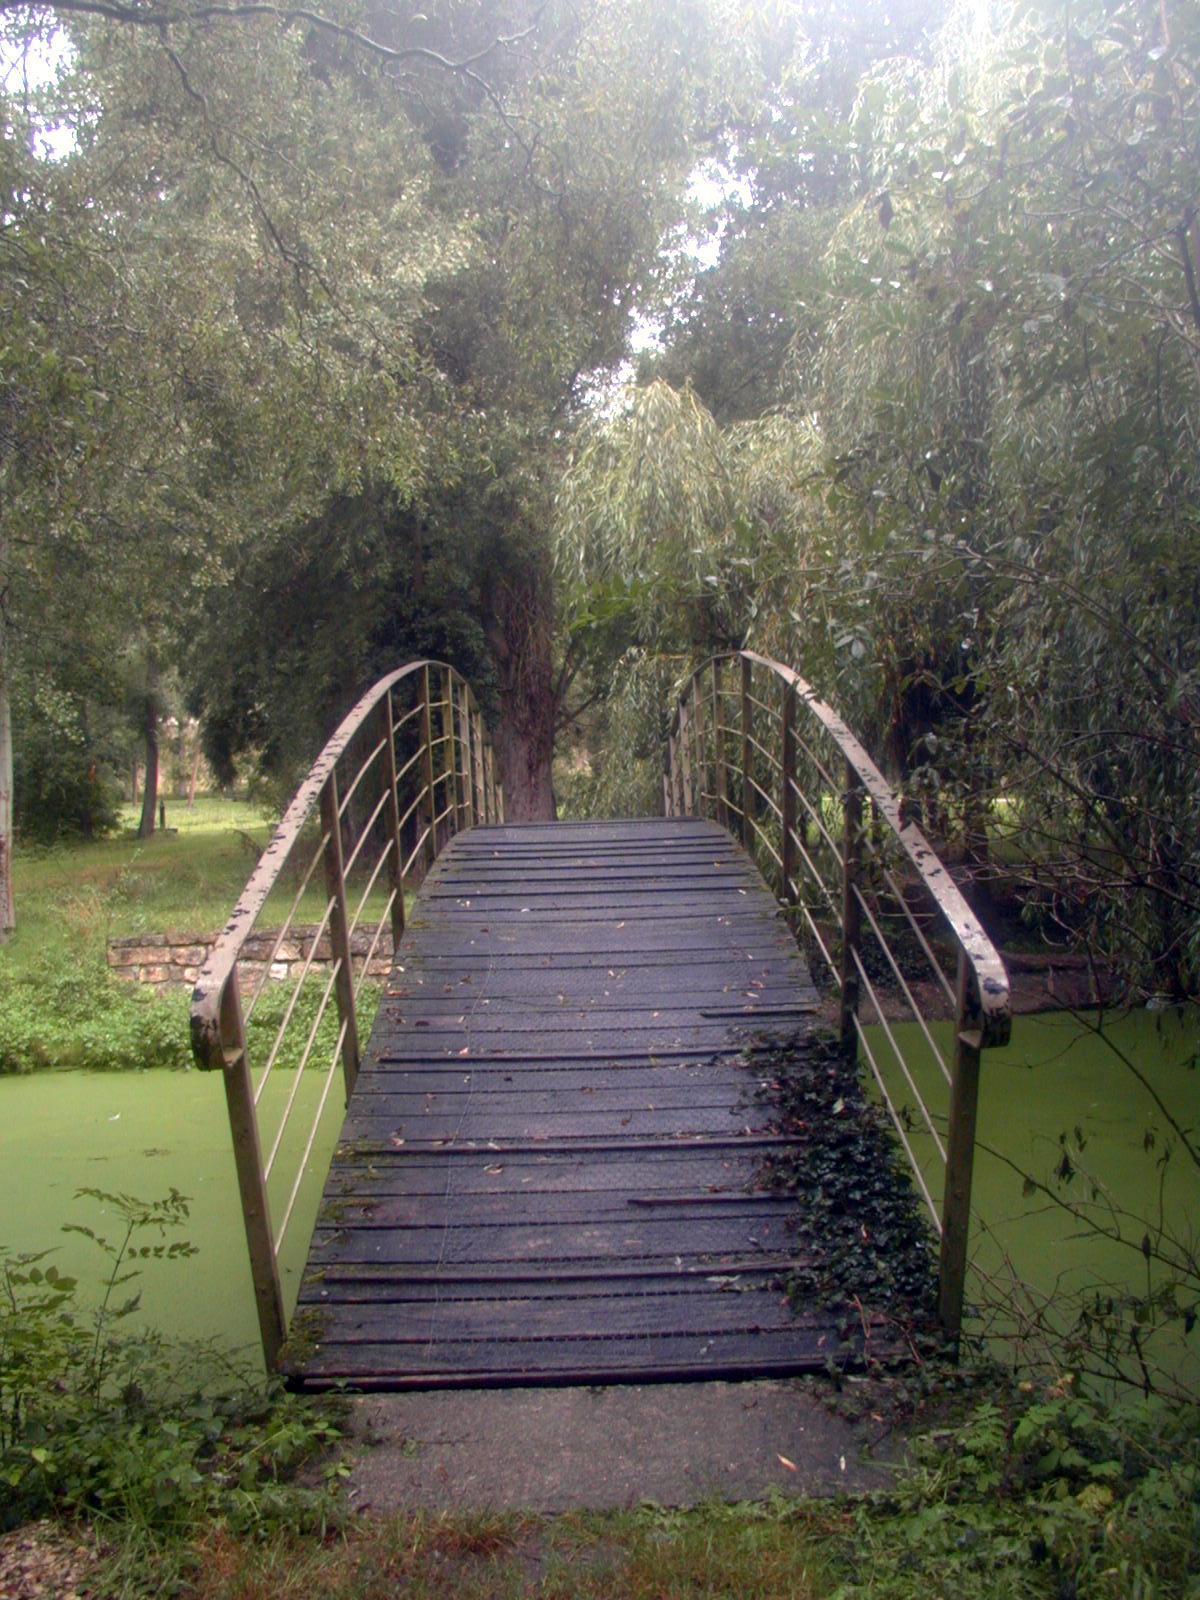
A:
190,655,1010,1388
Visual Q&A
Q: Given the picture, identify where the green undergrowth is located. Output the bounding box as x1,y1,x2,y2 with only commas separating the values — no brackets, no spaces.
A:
112,1382,1200,1600
0,959,192,1073
1,1187,346,1560
826,1379,1200,1600
753,1030,939,1355
0,962,379,1075
4,1189,1198,1600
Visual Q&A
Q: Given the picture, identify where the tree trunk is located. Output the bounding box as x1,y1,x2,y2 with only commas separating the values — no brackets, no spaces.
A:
137,650,160,839
187,739,201,809
486,568,557,822
493,705,557,820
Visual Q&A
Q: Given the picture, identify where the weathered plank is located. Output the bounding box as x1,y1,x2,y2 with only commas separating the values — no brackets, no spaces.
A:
287,817,835,1390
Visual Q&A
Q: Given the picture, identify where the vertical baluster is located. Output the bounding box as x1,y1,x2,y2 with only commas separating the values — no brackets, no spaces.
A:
420,665,437,867
679,683,695,815
456,677,474,827
381,690,406,948
839,761,864,1059
739,655,753,851
665,714,679,817
693,673,708,816
470,698,485,820
481,711,497,821
780,679,797,908
712,658,729,831
457,680,472,826
320,770,361,1096
442,667,461,836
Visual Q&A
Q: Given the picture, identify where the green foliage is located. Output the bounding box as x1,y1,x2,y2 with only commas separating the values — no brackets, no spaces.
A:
245,975,380,1076
563,0,1200,999
11,674,125,844
0,960,190,1074
0,1188,343,1537
756,1031,938,1349
832,1383,1200,1599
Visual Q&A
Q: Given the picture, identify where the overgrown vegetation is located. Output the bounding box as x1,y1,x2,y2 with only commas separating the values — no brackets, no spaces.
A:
826,1382,1200,1600
0,799,386,1075
0,960,190,1074
25,1381,1187,1599
753,1031,939,1353
0,1188,344,1555
0,801,261,1073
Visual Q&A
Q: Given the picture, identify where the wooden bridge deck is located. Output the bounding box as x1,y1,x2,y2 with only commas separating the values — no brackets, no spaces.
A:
288,817,839,1390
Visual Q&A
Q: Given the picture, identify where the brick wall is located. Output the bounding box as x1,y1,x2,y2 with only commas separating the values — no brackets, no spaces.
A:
107,925,395,991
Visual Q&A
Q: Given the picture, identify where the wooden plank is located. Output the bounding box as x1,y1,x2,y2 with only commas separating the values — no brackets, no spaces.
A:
287,818,838,1390
295,1329,842,1389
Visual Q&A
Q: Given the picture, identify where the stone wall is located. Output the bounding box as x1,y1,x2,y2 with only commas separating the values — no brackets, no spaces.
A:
107,925,395,992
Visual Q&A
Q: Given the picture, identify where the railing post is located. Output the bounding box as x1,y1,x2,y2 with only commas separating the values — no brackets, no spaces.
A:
739,655,753,851
780,680,797,907
938,949,984,1346
839,762,864,1058
319,771,361,1097
470,700,485,821
712,658,729,831
482,715,497,821
458,682,474,825
216,973,287,1371
380,690,406,949
465,686,478,825
456,676,472,827
420,665,437,867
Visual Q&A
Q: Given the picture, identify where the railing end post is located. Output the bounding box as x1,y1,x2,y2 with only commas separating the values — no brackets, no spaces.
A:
215,973,288,1373
937,950,986,1350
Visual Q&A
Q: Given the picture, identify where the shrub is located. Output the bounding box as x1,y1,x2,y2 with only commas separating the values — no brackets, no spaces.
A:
0,963,191,1074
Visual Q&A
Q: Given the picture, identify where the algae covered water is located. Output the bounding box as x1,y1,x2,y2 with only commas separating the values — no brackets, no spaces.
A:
1,1007,1196,1386
866,1004,1199,1390
0,1067,339,1371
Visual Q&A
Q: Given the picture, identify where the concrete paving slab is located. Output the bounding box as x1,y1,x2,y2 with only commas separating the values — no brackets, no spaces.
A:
342,1380,893,1514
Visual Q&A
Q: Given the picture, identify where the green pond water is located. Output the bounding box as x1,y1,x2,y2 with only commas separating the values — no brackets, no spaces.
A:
0,1067,341,1374
1,1008,1196,1386
866,1006,1199,1390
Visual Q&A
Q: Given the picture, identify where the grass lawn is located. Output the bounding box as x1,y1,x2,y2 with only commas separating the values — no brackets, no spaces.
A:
7,796,278,978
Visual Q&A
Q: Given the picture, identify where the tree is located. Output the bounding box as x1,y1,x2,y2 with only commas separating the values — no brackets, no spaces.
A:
0,0,465,896
185,0,751,818
560,0,1200,995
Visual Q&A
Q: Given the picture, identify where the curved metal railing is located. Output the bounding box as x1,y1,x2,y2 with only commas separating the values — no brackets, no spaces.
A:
190,661,502,1368
665,651,1011,1340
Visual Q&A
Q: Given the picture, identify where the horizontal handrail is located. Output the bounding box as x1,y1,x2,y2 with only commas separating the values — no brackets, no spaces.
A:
665,650,1011,1342
190,660,502,1370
